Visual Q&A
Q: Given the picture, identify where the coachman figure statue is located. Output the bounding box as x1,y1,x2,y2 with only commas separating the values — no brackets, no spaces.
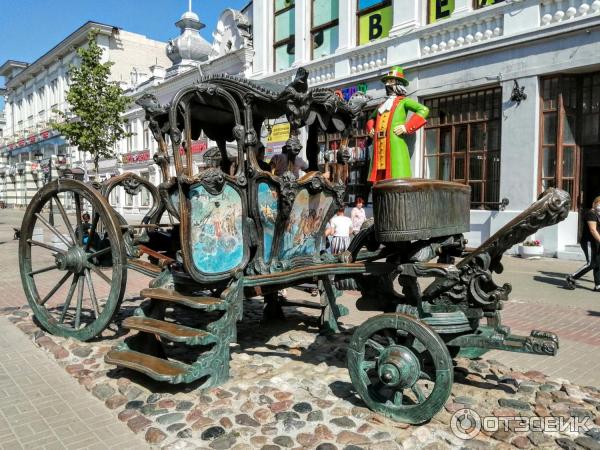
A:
367,66,429,181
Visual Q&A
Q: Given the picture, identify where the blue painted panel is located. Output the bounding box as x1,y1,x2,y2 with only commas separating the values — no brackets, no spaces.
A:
257,182,279,263
279,189,333,260
189,184,244,274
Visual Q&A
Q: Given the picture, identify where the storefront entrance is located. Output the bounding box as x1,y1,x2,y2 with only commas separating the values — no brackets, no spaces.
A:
582,146,600,209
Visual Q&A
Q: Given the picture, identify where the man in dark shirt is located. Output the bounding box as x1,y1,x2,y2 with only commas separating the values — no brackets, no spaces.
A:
566,196,600,291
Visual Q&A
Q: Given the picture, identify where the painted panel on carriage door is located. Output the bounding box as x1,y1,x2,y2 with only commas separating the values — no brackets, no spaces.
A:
279,189,333,260
189,185,244,273
257,182,279,263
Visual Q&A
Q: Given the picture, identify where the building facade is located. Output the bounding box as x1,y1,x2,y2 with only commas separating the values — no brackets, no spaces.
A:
0,21,170,207
248,0,600,259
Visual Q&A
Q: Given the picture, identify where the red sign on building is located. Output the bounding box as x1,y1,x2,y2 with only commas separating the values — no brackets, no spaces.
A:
122,150,151,164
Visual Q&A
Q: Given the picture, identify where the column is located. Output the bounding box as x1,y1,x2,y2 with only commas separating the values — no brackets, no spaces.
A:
337,0,356,51
293,0,309,66
390,0,419,36
251,2,271,77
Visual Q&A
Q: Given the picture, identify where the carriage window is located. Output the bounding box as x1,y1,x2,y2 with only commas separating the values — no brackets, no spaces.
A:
423,87,502,209
274,0,295,71
357,0,392,45
312,0,339,59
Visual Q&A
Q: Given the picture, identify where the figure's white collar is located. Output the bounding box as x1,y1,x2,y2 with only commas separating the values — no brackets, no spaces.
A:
378,95,396,114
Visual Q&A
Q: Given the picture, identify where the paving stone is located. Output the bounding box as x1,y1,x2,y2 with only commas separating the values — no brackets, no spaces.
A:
117,408,138,422
127,415,152,434
92,382,115,401
192,417,215,431
167,422,186,433
210,435,237,449
527,432,553,447
254,408,273,424
273,436,295,448
498,398,530,411
330,417,356,428
126,386,144,401
105,394,128,410
125,400,144,410
292,402,312,413
575,436,600,450
296,432,318,447
177,428,193,439
177,400,194,411
158,399,177,409
511,435,531,449
308,410,324,422
147,393,162,403
157,412,186,426
145,427,167,444
72,346,92,358
235,413,260,427
316,445,338,450
336,431,369,445
555,437,578,450
201,426,226,441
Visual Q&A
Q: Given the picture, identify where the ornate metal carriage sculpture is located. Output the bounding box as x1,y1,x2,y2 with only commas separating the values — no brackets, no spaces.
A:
19,69,569,424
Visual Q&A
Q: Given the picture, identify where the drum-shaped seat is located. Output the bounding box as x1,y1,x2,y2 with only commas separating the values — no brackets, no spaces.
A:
372,178,470,242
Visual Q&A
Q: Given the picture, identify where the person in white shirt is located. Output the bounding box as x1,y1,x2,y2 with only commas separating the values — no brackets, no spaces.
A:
328,207,353,254
350,197,367,235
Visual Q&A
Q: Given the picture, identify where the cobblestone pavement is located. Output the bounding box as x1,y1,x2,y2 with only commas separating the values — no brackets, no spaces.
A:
3,208,600,449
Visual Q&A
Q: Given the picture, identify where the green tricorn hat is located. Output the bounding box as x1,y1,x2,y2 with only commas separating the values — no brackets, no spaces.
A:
381,66,409,86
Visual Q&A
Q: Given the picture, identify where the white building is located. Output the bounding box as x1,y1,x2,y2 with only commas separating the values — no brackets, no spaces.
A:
0,21,170,207
245,0,600,259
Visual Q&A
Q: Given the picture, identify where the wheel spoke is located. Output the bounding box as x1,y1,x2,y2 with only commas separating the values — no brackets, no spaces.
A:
85,212,100,252
383,329,396,346
411,384,426,404
34,213,72,247
84,269,100,319
74,193,83,246
90,265,111,285
27,239,66,255
54,195,77,243
75,276,84,329
59,275,79,324
361,360,376,371
419,371,432,381
393,390,404,406
39,272,72,306
28,264,58,277
366,338,385,354
87,247,111,259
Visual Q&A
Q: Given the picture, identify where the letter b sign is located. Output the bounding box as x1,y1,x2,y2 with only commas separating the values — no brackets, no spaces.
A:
369,14,383,41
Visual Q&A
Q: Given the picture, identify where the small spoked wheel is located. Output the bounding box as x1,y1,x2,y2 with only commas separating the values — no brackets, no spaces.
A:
347,313,453,424
19,179,127,341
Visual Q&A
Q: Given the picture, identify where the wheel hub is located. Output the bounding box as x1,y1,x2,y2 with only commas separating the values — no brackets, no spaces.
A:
55,246,88,274
377,345,420,389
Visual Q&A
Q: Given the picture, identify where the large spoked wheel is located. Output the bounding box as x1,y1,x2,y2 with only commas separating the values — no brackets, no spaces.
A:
19,179,127,341
347,313,453,424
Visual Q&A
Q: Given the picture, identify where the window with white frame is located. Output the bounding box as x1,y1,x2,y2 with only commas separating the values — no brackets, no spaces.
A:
311,0,339,59
274,0,295,71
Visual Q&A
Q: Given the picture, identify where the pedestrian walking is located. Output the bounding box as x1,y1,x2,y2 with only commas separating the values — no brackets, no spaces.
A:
565,196,600,291
351,197,367,235
329,207,353,254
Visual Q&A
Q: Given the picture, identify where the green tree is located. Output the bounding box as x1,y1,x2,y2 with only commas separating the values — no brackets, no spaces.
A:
52,30,130,180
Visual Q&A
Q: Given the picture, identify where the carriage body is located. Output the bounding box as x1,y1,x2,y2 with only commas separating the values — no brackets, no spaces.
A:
19,70,570,424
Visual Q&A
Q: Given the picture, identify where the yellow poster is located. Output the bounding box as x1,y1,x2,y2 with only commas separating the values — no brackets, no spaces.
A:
358,6,392,45
267,123,291,143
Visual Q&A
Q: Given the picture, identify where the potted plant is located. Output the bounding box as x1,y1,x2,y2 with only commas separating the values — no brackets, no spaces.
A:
518,239,544,259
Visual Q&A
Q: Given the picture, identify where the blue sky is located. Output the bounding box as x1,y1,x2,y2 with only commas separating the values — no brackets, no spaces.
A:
0,0,249,108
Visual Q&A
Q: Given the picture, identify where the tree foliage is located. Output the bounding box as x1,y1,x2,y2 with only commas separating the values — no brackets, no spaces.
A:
52,30,130,178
